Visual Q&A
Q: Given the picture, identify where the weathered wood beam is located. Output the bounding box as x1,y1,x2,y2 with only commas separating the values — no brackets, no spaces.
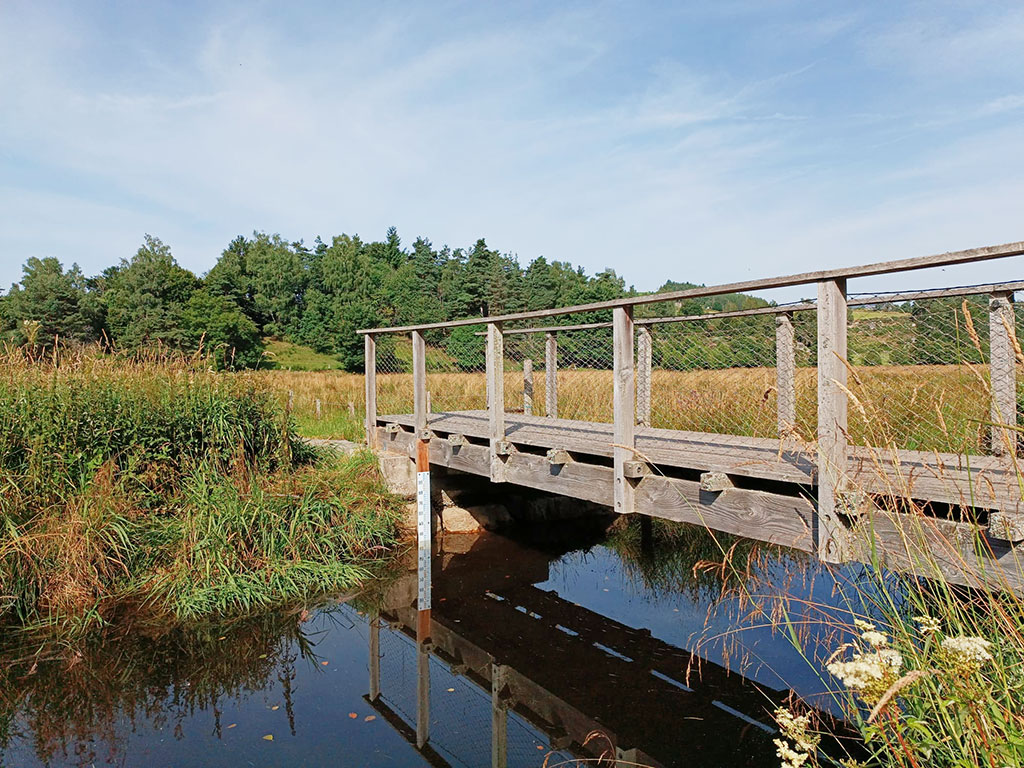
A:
369,614,381,702
545,332,558,418
365,334,377,449
990,291,1017,456
636,325,652,427
523,358,533,416
486,322,506,482
613,306,636,514
776,311,796,436
412,330,428,437
359,240,1024,334
817,278,849,563
491,664,508,768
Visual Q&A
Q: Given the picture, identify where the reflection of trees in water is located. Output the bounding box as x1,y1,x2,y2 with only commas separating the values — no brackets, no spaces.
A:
0,555,405,767
0,598,370,768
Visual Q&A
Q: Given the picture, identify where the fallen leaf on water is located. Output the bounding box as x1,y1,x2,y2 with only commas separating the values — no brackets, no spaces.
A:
263,734,274,741
218,636,226,640
447,688,455,692
271,705,279,711
321,661,330,666
258,654,267,659
537,746,544,750
348,712,358,719
227,724,236,729
364,715,376,722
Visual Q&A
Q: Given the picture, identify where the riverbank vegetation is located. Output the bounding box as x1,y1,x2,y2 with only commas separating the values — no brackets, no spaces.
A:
0,346,403,633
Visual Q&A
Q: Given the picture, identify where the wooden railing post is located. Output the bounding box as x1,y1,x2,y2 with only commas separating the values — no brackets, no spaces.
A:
990,291,1017,456
491,663,508,768
816,279,848,562
545,332,558,418
776,312,796,436
486,322,506,481
637,325,652,427
369,614,381,702
364,334,377,449
412,330,428,437
523,358,533,415
613,306,636,514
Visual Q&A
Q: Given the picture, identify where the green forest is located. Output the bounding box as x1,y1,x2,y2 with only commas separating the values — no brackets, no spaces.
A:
0,228,769,371
0,227,993,371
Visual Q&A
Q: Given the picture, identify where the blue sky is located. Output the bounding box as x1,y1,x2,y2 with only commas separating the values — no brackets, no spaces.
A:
2,0,1024,299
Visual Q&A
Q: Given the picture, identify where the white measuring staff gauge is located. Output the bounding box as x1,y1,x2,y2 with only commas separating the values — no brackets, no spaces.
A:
416,469,431,611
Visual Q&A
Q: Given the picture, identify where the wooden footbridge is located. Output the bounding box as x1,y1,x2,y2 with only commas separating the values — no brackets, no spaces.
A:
360,241,1024,590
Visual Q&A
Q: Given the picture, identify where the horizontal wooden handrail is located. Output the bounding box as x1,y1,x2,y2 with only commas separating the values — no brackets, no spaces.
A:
462,280,1024,337
358,241,1024,334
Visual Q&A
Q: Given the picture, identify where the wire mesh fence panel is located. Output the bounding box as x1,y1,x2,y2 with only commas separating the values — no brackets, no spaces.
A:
425,657,494,768
550,327,614,423
646,314,779,438
503,331,549,417
377,624,421,726
792,309,819,443
506,708,574,768
425,323,488,416
845,292,993,454
376,333,415,417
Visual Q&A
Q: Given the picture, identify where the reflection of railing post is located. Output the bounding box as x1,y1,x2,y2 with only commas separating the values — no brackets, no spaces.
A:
369,614,381,702
637,325,652,427
545,332,558,418
412,330,427,436
816,279,848,563
990,291,1017,456
491,663,508,768
775,312,796,436
523,358,533,415
613,306,636,514
364,334,377,449
416,633,430,748
486,323,506,481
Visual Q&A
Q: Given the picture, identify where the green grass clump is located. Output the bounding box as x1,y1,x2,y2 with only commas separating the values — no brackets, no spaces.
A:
0,345,402,629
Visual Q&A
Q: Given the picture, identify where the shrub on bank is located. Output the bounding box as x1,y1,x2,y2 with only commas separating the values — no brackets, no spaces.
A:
0,346,402,629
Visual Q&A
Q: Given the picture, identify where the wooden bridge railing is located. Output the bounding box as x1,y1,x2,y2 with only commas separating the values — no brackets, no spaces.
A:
360,241,1024,563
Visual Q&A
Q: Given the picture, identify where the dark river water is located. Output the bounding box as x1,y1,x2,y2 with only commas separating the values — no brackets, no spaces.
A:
0,518,865,768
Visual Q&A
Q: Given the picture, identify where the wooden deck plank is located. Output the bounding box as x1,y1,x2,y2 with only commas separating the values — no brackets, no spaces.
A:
380,410,1023,511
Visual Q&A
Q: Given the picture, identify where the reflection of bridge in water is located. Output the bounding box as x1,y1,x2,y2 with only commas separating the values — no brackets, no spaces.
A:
366,536,789,768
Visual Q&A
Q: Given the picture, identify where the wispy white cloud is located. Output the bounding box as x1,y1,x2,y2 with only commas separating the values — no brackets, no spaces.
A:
1,0,1023,300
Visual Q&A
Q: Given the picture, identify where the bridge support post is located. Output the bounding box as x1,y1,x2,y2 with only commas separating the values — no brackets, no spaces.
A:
491,663,508,768
637,325,652,428
776,312,796,436
613,306,637,514
816,279,849,562
990,291,1017,456
523,358,533,416
365,334,377,449
545,332,558,418
487,323,507,482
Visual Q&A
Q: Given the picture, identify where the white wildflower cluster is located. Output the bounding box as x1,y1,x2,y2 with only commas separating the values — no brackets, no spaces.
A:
913,615,941,634
773,708,819,768
828,649,903,693
774,738,810,768
939,636,993,669
860,630,888,648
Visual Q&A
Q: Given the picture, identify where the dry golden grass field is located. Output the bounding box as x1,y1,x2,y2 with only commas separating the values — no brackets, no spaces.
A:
257,362,1005,454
